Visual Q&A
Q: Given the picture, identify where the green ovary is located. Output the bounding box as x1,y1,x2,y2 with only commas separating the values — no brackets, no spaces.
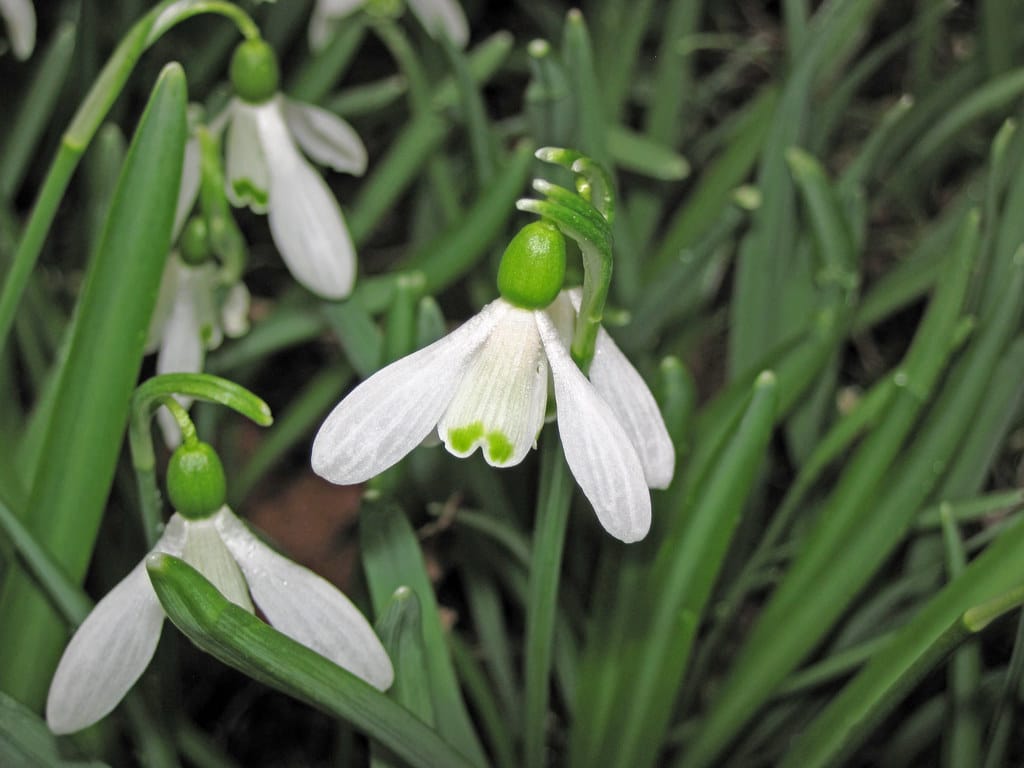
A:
447,422,514,464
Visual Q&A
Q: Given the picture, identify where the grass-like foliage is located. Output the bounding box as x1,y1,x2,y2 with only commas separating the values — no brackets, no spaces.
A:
1,1,1024,766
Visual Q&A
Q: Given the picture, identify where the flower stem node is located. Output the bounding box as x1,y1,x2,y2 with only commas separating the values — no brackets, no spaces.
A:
179,217,211,266
229,38,280,104
497,221,567,310
166,441,227,520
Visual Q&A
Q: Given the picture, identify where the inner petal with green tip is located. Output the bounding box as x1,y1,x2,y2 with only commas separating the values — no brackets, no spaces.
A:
439,303,549,467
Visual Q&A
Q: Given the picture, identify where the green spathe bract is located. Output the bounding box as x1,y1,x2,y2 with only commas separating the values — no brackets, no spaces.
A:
167,441,227,519
230,38,280,104
497,220,566,309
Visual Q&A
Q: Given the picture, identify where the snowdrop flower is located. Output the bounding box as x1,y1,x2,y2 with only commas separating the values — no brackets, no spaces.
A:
0,0,34,59
225,38,368,299
146,222,251,446
312,222,674,542
47,441,393,735
309,0,469,51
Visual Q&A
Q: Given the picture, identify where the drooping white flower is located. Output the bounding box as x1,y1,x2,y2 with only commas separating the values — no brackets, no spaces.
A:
0,0,35,60
309,0,469,51
146,254,251,446
224,94,367,300
46,507,394,735
312,291,675,543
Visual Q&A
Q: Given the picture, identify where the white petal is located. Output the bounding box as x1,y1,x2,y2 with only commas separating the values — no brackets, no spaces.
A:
564,289,675,488
1,0,35,59
225,101,270,213
220,281,251,339
536,310,651,543
45,517,186,734
173,137,201,238
254,100,356,299
181,517,254,612
213,508,394,690
407,0,469,47
438,304,548,467
283,99,368,176
312,301,500,484
308,0,365,51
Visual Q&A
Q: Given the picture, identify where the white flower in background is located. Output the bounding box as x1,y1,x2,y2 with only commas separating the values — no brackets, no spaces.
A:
145,253,251,446
309,0,469,51
312,284,674,543
225,38,367,300
46,506,394,734
224,94,367,299
0,0,35,59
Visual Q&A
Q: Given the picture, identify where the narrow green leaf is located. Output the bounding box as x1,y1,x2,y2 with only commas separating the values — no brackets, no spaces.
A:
321,296,383,378
648,86,776,278
0,690,109,768
684,210,980,768
360,501,488,767
607,125,690,181
607,372,778,768
0,63,188,708
940,509,983,768
146,554,477,768
780,523,1024,768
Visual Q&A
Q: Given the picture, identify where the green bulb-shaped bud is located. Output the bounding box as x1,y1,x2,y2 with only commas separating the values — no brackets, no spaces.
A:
167,441,227,520
497,221,566,309
230,38,279,104
179,217,212,266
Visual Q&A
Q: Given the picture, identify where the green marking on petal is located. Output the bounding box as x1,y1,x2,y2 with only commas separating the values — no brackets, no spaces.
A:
448,422,484,454
232,178,269,208
486,431,514,464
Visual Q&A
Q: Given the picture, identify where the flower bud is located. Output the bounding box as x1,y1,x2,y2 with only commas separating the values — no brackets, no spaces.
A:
497,221,566,309
167,441,227,520
229,39,279,104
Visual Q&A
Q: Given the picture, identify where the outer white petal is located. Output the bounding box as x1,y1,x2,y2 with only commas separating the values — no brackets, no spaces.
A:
564,289,675,488
254,100,355,299
312,302,500,484
173,137,201,238
438,303,548,467
283,99,368,176
1,0,35,60
407,0,469,47
45,517,186,734
536,310,651,543
308,0,365,51
213,508,394,690
225,101,270,213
